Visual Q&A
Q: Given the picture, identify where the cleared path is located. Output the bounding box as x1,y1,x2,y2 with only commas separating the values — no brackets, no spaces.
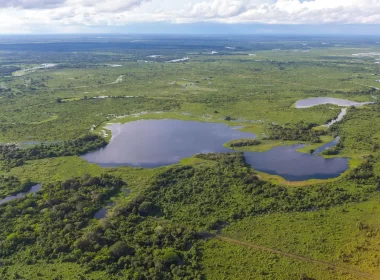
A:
217,235,378,280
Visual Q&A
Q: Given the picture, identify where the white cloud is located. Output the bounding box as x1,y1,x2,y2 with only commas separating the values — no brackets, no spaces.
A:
0,0,66,9
178,0,380,24
187,0,252,18
67,0,152,13
1,0,380,33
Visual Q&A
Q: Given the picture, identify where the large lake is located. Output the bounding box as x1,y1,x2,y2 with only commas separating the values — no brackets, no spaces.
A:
82,120,349,181
82,120,255,167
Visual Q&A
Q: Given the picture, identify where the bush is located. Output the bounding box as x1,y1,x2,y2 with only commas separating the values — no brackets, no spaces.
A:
138,201,155,216
109,241,131,259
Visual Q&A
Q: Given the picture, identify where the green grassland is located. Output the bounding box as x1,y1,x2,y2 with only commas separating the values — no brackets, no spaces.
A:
214,194,380,279
2,44,379,142
1,37,380,279
203,239,359,280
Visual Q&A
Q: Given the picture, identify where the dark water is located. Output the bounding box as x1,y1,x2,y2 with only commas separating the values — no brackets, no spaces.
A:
94,205,113,219
0,184,42,205
82,120,349,181
82,120,256,167
94,189,130,219
244,144,348,181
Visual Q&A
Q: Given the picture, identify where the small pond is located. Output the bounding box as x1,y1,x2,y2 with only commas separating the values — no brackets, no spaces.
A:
244,144,348,181
82,120,350,181
295,97,373,108
0,184,42,205
94,204,114,220
93,189,131,219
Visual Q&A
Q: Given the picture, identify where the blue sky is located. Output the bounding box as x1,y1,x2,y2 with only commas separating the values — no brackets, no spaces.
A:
0,0,380,34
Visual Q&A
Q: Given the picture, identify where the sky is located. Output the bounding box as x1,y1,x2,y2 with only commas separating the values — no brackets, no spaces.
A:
1,0,380,34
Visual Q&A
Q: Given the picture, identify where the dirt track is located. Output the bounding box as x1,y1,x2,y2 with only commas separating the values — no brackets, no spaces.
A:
217,235,378,280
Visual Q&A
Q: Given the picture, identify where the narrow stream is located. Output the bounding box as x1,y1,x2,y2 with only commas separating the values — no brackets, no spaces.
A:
0,184,42,205
325,109,347,127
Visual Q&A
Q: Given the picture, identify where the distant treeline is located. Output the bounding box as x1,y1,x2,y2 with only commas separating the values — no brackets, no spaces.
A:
0,66,20,77
0,134,107,169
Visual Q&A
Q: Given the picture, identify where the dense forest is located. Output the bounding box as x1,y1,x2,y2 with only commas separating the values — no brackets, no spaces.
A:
0,174,202,279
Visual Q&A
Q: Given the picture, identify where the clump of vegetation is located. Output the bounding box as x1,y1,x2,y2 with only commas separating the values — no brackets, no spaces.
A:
321,148,339,155
347,156,375,183
0,134,107,169
229,139,262,147
266,122,326,143
320,138,344,155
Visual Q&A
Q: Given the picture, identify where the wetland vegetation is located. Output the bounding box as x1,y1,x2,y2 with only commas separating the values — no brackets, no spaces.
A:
228,139,262,147
1,35,380,279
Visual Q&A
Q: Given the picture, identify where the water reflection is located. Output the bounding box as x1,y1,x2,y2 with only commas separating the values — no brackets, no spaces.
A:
82,120,350,181
244,144,348,181
82,120,256,167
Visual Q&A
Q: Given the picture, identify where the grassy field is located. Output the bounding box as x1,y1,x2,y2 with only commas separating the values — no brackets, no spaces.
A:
209,194,380,279
2,42,378,142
